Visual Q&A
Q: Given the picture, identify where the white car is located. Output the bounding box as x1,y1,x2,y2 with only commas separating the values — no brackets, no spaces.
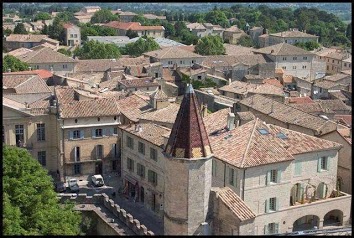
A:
68,178,79,192
91,174,105,187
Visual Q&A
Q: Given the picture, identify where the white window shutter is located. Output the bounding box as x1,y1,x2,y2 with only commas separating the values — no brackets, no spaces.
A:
275,223,279,234
95,145,98,159
317,157,321,172
111,144,115,155
266,171,270,185
80,130,84,139
265,199,269,213
277,170,281,183
69,131,73,140
92,129,95,138
103,128,107,136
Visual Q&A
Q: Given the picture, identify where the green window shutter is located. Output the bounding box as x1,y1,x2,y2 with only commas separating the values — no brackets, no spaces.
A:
275,223,279,234
317,157,321,173
80,130,84,139
69,131,73,140
318,183,323,199
266,171,270,185
92,129,96,138
265,199,269,213
326,157,329,170
264,225,267,235
277,170,281,183
103,128,107,136
110,127,114,136
295,161,302,176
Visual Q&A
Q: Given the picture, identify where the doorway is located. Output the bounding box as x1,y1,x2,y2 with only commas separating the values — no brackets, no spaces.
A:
95,162,102,174
140,187,145,203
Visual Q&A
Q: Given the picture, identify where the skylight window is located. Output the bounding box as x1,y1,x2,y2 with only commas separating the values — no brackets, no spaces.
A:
276,132,288,139
258,128,269,135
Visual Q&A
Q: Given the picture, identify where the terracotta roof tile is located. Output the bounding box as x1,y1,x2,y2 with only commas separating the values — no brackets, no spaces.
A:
204,108,230,134
3,73,51,94
216,187,256,221
59,97,121,118
140,103,180,124
270,30,318,38
286,96,314,104
223,44,255,56
337,128,352,145
15,47,77,64
75,57,149,72
6,34,50,42
118,78,158,88
55,86,76,104
238,94,337,135
119,123,171,147
164,85,212,159
334,115,352,128
219,81,284,97
263,78,283,88
143,46,203,59
117,94,152,122
253,43,314,56
7,47,33,57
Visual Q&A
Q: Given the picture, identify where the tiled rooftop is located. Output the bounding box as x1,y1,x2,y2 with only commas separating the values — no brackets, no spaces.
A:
6,34,52,42
15,47,77,64
164,85,212,159
238,94,337,135
117,94,153,122
3,73,51,94
143,46,203,59
119,123,171,147
223,44,255,56
253,43,314,56
215,187,256,221
270,30,318,38
140,103,180,124
219,81,284,97
118,78,158,88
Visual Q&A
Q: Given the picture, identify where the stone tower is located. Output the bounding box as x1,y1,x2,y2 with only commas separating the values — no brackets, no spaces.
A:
163,84,213,235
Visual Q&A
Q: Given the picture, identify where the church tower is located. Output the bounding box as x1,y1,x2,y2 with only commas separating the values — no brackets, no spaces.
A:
163,84,213,235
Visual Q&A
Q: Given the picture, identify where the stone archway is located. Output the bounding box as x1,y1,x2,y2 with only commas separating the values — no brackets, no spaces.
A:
293,215,320,232
323,210,343,227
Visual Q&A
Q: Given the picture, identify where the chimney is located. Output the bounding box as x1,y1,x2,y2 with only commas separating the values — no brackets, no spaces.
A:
135,124,138,131
226,112,235,131
138,125,142,132
228,78,232,85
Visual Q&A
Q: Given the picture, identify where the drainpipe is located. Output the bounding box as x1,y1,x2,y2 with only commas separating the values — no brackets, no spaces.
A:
242,169,246,200
223,162,226,187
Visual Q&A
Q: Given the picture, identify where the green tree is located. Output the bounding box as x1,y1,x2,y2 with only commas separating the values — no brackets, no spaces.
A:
346,22,352,41
13,23,28,34
34,12,52,21
57,48,72,57
41,24,48,35
91,9,118,24
3,55,29,72
75,40,121,59
162,22,175,38
3,146,82,235
195,35,225,55
237,35,254,47
205,10,230,28
126,29,139,39
294,41,320,51
3,28,12,37
47,17,65,43
124,36,160,57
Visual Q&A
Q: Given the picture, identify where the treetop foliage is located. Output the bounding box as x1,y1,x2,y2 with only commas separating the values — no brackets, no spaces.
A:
74,40,121,59
195,35,225,55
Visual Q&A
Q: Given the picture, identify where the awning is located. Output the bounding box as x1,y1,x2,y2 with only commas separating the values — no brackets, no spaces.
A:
124,175,138,185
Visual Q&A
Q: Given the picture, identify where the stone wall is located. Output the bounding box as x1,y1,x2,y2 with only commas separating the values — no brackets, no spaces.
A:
57,193,154,236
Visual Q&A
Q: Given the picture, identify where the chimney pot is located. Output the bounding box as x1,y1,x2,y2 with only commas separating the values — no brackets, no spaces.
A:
227,112,236,131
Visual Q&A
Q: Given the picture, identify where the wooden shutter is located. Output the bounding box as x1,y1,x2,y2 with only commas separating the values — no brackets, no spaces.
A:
264,225,267,235
317,158,321,172
266,171,271,185
110,127,114,136
326,157,329,170
277,170,281,183
92,129,96,138
80,130,84,139
69,131,73,140
103,128,107,136
318,183,324,199
265,199,269,213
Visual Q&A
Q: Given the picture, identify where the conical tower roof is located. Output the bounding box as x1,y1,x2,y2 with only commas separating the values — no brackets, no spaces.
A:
164,84,212,159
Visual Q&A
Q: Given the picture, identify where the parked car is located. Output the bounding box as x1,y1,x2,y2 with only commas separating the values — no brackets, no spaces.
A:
55,181,66,192
68,178,79,192
91,174,105,187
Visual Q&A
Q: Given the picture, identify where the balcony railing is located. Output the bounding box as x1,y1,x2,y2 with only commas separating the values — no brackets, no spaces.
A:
291,190,348,207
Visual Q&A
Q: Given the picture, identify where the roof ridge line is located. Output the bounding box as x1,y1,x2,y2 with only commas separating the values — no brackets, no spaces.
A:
15,75,37,89
160,47,173,59
240,118,259,168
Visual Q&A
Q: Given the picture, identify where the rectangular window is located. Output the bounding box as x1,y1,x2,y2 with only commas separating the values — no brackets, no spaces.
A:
212,159,217,177
229,167,235,186
332,60,334,63
15,124,24,146
293,66,296,69
127,158,134,172
74,34,77,38
283,57,287,60
70,34,74,38
148,170,158,185
269,197,276,211
327,65,329,70
320,157,328,171
112,143,118,157
113,127,118,135
95,129,103,137
270,170,277,183
74,146,80,162
127,136,134,149
73,130,81,139
294,161,302,176
138,142,145,155
137,163,145,178
266,223,279,234
74,164,81,174
96,145,103,160
36,123,45,141
302,65,307,69
344,63,347,67
293,57,297,60
282,66,286,70
150,147,157,161
303,57,308,60
63,64,67,69
37,151,46,166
